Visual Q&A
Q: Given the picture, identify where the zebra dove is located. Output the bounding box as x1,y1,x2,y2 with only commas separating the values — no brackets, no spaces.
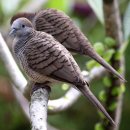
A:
10,9,125,82
10,18,115,125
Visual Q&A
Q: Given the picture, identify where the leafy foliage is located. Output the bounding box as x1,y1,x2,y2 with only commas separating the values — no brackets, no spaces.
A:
99,90,107,102
95,123,104,130
93,42,105,56
104,37,116,48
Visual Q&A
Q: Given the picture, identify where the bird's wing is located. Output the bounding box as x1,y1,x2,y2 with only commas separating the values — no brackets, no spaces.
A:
24,32,85,85
33,8,83,52
33,9,125,82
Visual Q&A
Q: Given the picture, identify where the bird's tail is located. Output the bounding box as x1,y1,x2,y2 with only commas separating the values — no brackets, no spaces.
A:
85,47,126,82
77,84,116,126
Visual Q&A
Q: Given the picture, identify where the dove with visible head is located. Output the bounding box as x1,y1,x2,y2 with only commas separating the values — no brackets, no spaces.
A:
10,9,126,82
10,17,115,125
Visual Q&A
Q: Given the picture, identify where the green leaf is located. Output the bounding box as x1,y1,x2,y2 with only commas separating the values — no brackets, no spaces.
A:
120,41,129,54
99,90,107,102
98,111,105,119
104,37,116,48
103,76,112,87
112,87,121,96
95,123,104,130
94,42,105,56
120,84,126,93
108,102,117,111
46,0,71,13
87,0,104,24
62,84,69,90
86,60,97,70
117,67,123,75
123,2,130,40
114,50,121,60
114,41,129,60
112,85,126,96
103,49,115,62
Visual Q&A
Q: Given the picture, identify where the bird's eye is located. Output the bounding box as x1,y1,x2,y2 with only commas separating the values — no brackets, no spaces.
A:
22,24,25,28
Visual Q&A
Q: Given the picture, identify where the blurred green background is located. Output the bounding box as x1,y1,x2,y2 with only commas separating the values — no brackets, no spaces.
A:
0,0,130,130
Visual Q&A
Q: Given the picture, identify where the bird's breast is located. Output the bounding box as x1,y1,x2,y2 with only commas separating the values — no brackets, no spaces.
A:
16,52,57,83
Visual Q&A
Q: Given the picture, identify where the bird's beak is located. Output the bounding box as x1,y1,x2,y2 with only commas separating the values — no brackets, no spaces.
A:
9,28,17,37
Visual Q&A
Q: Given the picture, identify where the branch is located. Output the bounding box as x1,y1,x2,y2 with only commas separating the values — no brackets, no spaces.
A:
30,84,50,130
0,33,27,93
13,86,61,130
102,0,125,130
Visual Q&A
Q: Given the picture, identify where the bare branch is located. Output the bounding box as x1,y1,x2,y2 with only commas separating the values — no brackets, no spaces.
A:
30,84,50,130
0,33,27,93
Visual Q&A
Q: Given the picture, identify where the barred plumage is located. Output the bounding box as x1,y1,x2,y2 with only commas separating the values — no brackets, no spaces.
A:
10,18,115,125
10,8,125,82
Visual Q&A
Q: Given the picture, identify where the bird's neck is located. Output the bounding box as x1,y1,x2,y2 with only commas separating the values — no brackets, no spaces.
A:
13,30,34,54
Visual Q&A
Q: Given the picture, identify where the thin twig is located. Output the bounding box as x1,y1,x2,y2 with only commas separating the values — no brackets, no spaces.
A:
0,33,27,93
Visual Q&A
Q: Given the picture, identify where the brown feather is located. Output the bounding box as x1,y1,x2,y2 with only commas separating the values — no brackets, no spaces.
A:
10,18,115,125
10,9,126,82
33,9,126,82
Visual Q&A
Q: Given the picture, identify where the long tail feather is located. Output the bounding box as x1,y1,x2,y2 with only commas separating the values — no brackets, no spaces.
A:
85,48,126,82
77,85,116,126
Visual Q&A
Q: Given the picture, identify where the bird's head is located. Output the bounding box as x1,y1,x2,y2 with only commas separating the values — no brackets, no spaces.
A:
9,17,33,38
